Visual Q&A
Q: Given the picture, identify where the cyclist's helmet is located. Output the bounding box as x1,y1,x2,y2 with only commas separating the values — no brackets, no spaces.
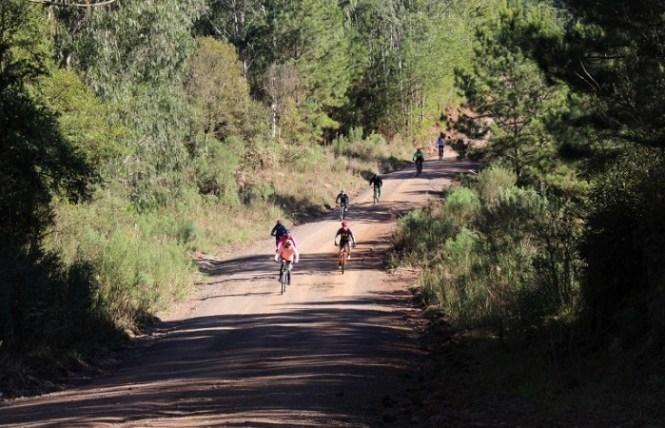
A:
284,240,292,247
276,219,282,225
341,221,348,227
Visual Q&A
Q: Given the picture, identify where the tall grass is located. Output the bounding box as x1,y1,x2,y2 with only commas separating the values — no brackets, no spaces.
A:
393,165,581,335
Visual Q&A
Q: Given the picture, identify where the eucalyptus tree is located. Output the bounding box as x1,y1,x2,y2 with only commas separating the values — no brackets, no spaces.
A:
62,0,208,209
201,0,351,141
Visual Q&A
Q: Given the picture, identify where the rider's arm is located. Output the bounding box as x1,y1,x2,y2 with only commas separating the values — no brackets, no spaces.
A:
350,230,357,246
270,225,278,236
293,247,300,263
334,229,341,245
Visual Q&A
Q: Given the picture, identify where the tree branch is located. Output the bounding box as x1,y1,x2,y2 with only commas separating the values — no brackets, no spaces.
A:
26,0,118,7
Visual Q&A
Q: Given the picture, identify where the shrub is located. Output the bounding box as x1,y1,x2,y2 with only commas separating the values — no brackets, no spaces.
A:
395,167,582,336
192,135,242,205
475,164,517,208
446,187,481,225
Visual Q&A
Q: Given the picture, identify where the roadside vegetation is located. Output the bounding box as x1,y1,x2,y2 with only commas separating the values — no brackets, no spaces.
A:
393,0,665,425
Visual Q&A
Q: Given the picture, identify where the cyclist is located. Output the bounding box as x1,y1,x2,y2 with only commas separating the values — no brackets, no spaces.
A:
270,219,288,250
334,221,356,268
274,239,299,284
413,148,425,175
436,132,446,160
336,190,350,219
369,174,383,203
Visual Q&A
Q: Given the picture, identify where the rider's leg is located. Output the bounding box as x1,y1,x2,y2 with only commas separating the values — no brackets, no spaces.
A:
345,241,351,260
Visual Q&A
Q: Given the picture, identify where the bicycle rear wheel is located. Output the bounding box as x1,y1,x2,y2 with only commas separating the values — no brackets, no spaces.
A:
338,250,347,274
279,263,288,294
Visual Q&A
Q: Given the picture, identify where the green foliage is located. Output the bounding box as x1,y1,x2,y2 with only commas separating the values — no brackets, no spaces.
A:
37,68,127,168
185,37,251,140
475,164,517,207
456,2,569,183
191,135,243,204
49,195,194,328
556,0,665,149
0,0,100,353
396,165,582,334
582,149,665,348
202,0,351,137
75,0,207,96
446,187,481,225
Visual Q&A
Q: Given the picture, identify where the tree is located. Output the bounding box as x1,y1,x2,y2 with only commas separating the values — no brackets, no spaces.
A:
0,0,95,350
185,37,251,141
0,0,91,249
558,0,665,148
200,0,352,140
456,2,568,184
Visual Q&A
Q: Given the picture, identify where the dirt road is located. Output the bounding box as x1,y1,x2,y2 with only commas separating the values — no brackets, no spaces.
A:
0,156,474,427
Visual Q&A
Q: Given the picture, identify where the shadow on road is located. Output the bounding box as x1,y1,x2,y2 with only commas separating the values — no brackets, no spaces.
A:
0,289,422,427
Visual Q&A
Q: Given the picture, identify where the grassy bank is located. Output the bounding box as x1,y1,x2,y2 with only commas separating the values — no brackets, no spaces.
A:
391,165,665,426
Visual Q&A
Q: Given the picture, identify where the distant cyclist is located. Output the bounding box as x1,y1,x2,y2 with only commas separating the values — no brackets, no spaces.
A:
436,132,446,160
369,174,383,204
334,221,356,267
270,220,288,250
336,190,350,219
413,148,425,175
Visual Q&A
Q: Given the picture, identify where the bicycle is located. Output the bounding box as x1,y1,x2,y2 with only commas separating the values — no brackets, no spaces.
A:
415,160,424,176
372,186,381,205
337,244,349,274
338,203,348,220
278,260,292,294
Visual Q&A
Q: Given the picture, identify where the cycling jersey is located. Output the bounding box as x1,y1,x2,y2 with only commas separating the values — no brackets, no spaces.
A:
276,245,299,263
336,193,349,206
335,227,355,245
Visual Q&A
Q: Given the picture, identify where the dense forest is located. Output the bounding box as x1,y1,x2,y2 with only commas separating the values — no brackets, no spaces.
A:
1,0,664,419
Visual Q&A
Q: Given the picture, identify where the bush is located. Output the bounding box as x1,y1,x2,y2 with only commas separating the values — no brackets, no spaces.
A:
0,248,117,353
475,165,517,207
46,194,195,330
192,135,242,205
446,187,481,225
582,149,665,348
395,167,582,335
